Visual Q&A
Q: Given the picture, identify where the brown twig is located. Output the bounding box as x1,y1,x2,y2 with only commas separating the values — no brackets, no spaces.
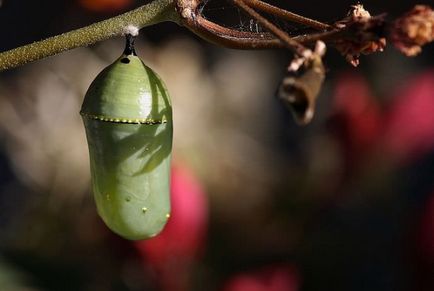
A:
193,15,284,49
232,0,310,56
175,0,342,50
241,0,331,31
176,0,284,49
175,0,375,54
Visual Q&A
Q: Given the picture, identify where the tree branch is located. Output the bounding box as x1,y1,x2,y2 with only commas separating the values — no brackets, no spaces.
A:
232,0,309,56
0,0,178,71
241,0,331,31
0,0,432,72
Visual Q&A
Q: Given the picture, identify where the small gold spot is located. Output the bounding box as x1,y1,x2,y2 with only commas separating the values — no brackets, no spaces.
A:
142,207,148,213
165,213,170,219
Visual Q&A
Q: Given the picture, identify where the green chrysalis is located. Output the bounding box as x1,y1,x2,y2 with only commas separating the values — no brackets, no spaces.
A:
80,35,172,240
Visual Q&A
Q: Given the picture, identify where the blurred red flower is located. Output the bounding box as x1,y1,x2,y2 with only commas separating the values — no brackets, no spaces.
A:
222,265,299,291
328,72,381,178
330,72,382,157
330,70,434,165
134,162,208,291
78,0,132,13
381,71,434,163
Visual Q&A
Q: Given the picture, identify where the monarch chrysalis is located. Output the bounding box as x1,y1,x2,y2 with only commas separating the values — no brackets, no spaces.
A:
80,34,172,240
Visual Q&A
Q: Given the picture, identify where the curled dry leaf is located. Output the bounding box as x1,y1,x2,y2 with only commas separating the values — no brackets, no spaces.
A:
390,5,434,56
333,4,387,66
277,42,326,126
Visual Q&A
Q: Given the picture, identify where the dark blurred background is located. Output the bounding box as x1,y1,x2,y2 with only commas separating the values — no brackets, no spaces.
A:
0,1,433,290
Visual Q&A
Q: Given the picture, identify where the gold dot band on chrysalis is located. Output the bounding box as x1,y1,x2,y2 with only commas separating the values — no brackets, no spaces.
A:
80,112,168,124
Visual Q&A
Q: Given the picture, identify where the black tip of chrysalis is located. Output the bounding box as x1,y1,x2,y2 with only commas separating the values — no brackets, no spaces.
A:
123,34,137,56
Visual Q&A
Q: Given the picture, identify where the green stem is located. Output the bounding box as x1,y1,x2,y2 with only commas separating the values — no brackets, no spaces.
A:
0,0,178,71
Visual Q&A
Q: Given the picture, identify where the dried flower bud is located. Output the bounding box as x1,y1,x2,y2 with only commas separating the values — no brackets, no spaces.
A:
333,5,387,66
391,5,434,56
350,4,371,19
